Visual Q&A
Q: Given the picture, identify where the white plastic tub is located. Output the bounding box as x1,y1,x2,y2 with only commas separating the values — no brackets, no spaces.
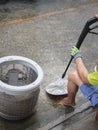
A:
0,56,44,120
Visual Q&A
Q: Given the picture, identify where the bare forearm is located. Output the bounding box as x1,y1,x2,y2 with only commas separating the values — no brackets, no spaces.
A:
75,58,89,83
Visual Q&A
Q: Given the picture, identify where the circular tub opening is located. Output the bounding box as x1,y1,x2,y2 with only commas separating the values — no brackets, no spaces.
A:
0,56,44,120
0,61,38,86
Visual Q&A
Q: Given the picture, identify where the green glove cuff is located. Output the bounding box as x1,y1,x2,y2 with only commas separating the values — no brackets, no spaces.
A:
74,52,82,61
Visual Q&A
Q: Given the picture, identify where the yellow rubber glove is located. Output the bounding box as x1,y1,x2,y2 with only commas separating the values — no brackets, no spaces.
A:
71,46,79,56
71,46,82,61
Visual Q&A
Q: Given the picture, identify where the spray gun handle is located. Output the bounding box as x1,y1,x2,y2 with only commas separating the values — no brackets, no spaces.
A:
62,16,98,79
76,17,98,49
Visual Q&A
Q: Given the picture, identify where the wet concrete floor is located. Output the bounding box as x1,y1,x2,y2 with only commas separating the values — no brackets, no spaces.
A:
0,0,98,22
0,0,98,130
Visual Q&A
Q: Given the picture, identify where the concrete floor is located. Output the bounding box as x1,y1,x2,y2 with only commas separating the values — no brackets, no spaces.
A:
0,0,98,130
50,107,98,130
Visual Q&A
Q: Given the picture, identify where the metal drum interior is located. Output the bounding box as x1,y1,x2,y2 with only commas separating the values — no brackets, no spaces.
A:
0,56,43,120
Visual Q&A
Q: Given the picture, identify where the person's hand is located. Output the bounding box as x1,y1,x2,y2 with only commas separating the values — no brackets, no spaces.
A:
71,46,79,57
96,60,98,71
95,14,98,19
71,46,82,61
